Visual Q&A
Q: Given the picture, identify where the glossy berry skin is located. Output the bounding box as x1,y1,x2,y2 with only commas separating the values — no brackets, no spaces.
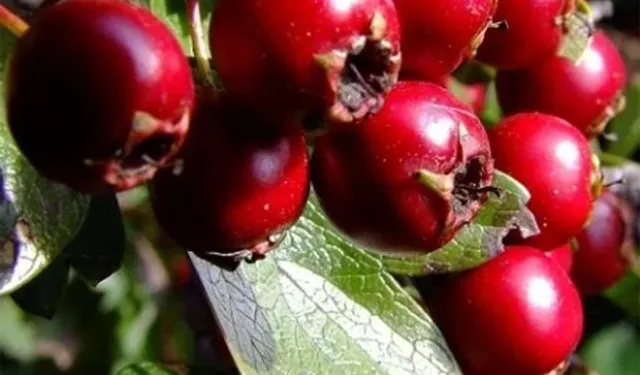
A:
490,113,594,250
395,0,497,82
425,247,583,375
150,95,310,255
6,0,194,193
210,0,401,124
477,0,574,70
312,81,494,255
545,243,574,273
572,190,632,295
497,31,627,138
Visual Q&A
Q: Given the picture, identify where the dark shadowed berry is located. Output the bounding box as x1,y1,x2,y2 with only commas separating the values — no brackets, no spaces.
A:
150,94,310,260
572,190,635,295
6,0,194,193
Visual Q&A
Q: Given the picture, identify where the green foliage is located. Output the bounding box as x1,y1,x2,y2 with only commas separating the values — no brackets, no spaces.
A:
190,195,462,375
116,362,179,375
604,272,640,319
63,195,125,286
0,1,639,375
10,256,70,318
604,78,640,157
0,32,90,295
580,321,640,375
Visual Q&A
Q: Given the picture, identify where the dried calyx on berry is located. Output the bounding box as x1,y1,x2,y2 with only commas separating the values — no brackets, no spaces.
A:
209,0,401,126
312,81,494,255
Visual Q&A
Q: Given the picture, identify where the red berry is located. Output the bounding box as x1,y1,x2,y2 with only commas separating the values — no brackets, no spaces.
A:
489,113,595,250
572,190,634,295
545,243,575,273
312,81,494,254
496,31,627,138
476,0,574,70
150,95,310,257
6,0,194,193
394,0,497,82
209,0,401,124
426,246,584,375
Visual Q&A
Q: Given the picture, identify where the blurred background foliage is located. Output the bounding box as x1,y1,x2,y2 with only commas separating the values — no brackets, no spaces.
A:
0,0,638,374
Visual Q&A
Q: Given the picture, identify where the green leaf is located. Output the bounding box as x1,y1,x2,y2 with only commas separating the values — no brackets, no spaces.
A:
0,50,91,296
0,297,37,362
10,254,69,318
63,194,125,286
189,196,461,375
0,28,15,73
580,321,640,375
447,78,471,106
116,362,180,375
376,171,538,276
149,0,193,54
480,81,502,127
604,78,640,157
604,271,640,319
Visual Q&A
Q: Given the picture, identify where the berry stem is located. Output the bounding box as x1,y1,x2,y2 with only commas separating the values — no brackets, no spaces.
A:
0,5,28,37
185,0,216,88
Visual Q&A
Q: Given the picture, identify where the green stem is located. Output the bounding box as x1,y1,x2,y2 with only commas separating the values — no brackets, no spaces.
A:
185,0,216,88
598,152,630,167
0,5,28,37
414,169,454,199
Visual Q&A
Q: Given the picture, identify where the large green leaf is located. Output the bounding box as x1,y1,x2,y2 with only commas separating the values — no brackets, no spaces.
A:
189,197,461,375
0,31,91,296
376,171,538,276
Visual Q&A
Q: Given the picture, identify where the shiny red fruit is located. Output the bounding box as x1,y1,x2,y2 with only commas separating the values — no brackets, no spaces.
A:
572,190,634,295
210,0,401,124
6,0,194,193
545,243,574,273
426,246,584,375
490,113,595,250
395,0,497,82
312,81,494,255
497,31,627,138
150,95,310,257
477,0,574,70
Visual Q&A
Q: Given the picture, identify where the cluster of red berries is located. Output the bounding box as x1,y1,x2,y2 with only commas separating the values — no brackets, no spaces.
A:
2,0,636,373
